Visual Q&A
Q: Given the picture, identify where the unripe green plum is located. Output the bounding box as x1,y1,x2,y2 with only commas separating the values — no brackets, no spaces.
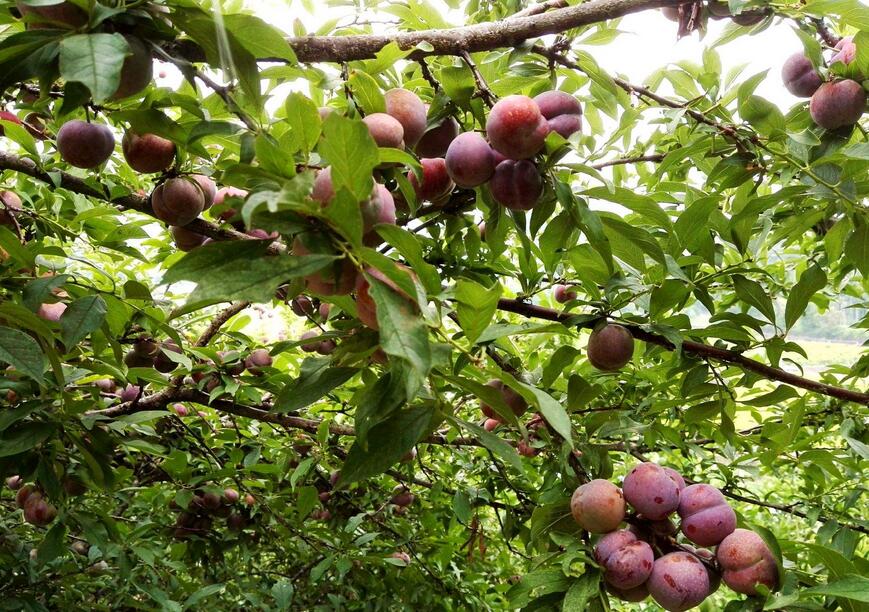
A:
587,324,635,371
480,379,529,421
809,80,866,130
409,157,454,202
677,483,736,546
717,528,779,595
445,131,497,188
623,462,681,520
112,36,153,100
57,120,115,169
489,159,543,211
594,529,654,590
385,88,427,148
170,225,206,251
570,479,626,533
781,53,822,98
152,177,206,226
486,95,549,160
533,90,582,138
416,115,460,158
363,112,405,149
122,131,175,173
647,552,710,611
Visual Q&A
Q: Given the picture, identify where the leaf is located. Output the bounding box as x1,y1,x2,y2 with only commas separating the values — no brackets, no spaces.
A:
183,584,226,609
60,295,106,347
352,373,406,449
284,92,321,153
59,33,129,103
222,13,297,63
0,326,45,384
455,279,502,345
347,70,386,114
733,275,776,324
844,220,869,277
0,422,54,457
515,381,574,447
319,113,379,202
273,360,358,414
449,416,522,471
563,572,602,611
784,264,826,331
339,405,436,486
802,575,869,603
162,241,336,304
36,522,67,565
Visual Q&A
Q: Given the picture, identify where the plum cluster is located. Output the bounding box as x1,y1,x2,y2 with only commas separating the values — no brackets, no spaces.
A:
7,477,57,527
570,463,779,610
169,487,254,539
782,37,866,130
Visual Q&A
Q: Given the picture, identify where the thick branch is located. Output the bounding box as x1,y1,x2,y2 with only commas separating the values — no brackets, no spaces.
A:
495,299,869,406
285,0,670,63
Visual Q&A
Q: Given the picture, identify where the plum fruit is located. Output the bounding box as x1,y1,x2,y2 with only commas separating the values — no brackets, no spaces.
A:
677,483,737,546
244,348,273,374
623,462,681,520
486,95,549,160
553,284,577,304
385,89,427,148
152,177,206,226
570,479,626,533
354,265,416,330
409,157,454,202
445,132,496,188
416,115,460,158
717,528,779,595
533,90,582,138
0,190,22,227
647,551,710,611
170,226,206,251
489,159,543,211
363,112,405,149
154,339,182,373
112,36,153,100
479,379,529,421
781,53,822,98
292,235,357,296
57,120,115,169
191,175,217,209
587,323,635,371
594,529,654,589
832,36,856,66
122,131,175,173
809,80,866,130
37,302,66,322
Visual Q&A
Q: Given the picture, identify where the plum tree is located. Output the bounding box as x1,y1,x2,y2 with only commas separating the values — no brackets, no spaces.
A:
56,121,115,169
444,131,496,188
622,462,682,520
489,159,543,210
809,80,866,129
122,131,176,173
594,530,654,589
533,90,582,138
677,483,736,546
717,529,779,595
647,552,710,612
486,95,549,160
479,379,529,421
587,323,635,371
570,479,626,533
781,53,822,98
385,88,427,148
415,115,460,157
152,177,206,226
362,112,405,148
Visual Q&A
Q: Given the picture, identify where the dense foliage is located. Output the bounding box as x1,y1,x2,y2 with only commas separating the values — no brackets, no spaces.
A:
0,0,867,609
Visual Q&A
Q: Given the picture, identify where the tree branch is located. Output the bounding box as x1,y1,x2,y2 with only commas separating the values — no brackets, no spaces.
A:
590,154,665,169
495,298,869,406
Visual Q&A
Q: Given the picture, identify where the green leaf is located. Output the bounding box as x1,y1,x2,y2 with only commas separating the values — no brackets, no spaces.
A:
844,220,869,277
449,416,522,471
60,295,106,347
348,70,386,114
222,13,297,63
0,326,45,384
0,422,54,457
36,522,67,565
59,33,128,103
515,381,574,447
455,279,502,345
273,360,358,414
802,575,869,603
733,275,776,324
375,225,441,294
284,92,321,153
183,584,226,609
339,405,435,485
784,264,826,331
353,373,406,449
563,572,602,611
319,114,379,202
162,241,336,304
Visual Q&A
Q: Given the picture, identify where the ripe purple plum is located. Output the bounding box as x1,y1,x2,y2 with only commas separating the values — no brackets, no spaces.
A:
363,113,405,149
553,284,577,304
312,168,396,243
489,159,543,211
291,296,315,317
445,132,496,188
416,115,460,158
390,485,415,507
122,131,175,173
781,53,822,98
385,89,427,148
570,479,626,533
170,226,206,251
112,37,153,99
677,483,736,546
409,158,454,202
534,90,582,138
17,0,87,27
23,495,57,526
623,462,681,520
587,323,635,371
594,529,654,589
647,552,710,611
119,384,141,403
809,80,866,130
244,348,273,374
486,95,549,160
717,528,779,595
57,120,115,169
152,177,205,226
479,379,529,422
664,467,686,492
191,175,217,209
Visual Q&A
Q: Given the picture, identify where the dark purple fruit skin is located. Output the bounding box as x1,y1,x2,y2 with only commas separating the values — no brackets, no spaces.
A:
409,158,454,202
152,177,206,226
154,340,182,373
57,121,115,169
489,159,543,211
587,324,635,371
533,90,582,138
416,116,460,158
112,36,153,100
171,226,205,251
122,131,176,173
445,132,496,188
781,53,822,98
809,80,867,130
594,530,654,590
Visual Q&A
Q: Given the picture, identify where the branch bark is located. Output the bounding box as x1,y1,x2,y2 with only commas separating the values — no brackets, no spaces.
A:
495,298,869,406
